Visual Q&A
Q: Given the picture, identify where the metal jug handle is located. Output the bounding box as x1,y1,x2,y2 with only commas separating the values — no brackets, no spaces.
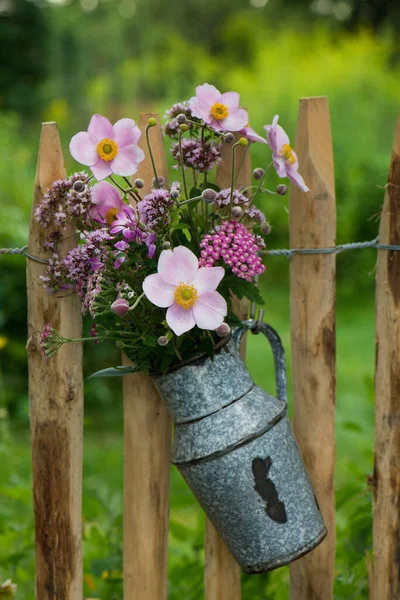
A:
232,319,288,403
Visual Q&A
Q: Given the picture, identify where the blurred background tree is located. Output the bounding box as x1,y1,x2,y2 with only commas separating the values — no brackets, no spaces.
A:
0,1,398,598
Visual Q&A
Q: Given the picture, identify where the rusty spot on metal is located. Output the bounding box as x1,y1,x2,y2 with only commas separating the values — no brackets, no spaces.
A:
252,456,287,524
387,156,400,305
33,421,75,598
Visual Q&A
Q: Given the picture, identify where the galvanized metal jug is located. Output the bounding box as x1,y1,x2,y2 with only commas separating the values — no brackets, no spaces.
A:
154,320,327,574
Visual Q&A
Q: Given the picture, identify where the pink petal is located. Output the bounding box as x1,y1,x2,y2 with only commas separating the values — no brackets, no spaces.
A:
111,145,145,177
272,155,288,178
90,159,113,181
193,290,227,330
264,116,290,153
222,108,249,132
195,83,221,105
88,114,114,141
220,91,240,109
158,246,198,286
242,126,267,144
166,303,196,336
189,97,212,123
192,266,225,293
92,181,123,209
286,164,310,192
113,118,141,148
69,132,98,166
142,273,175,308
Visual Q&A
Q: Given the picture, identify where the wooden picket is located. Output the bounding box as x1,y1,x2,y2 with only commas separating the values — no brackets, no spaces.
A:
24,102,400,600
122,113,171,600
289,97,337,599
27,122,84,600
373,115,400,600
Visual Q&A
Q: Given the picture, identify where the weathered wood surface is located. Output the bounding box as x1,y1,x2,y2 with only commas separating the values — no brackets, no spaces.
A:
203,133,252,600
373,114,400,600
289,97,336,600
123,113,172,600
27,122,83,600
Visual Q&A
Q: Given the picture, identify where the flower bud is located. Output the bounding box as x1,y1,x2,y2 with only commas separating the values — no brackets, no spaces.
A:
134,178,144,189
111,298,130,316
73,180,85,192
158,335,169,346
238,137,248,147
162,241,171,250
276,184,288,196
253,168,264,180
225,132,235,143
177,113,187,124
170,189,179,199
152,176,165,188
216,322,231,337
115,340,126,349
179,123,189,133
148,117,157,127
261,223,272,235
202,188,217,204
231,206,243,220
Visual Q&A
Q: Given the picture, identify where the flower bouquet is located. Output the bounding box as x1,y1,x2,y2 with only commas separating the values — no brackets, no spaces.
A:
37,84,325,573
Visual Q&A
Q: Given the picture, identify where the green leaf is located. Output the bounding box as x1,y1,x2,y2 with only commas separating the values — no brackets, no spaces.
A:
86,365,140,380
171,222,190,231
224,276,265,305
201,181,220,192
189,186,202,198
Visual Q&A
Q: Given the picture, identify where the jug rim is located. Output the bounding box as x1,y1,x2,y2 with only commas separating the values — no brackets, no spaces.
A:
165,334,232,374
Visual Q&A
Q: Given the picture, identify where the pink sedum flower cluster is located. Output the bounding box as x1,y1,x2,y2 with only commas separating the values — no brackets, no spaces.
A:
143,246,227,336
199,221,266,282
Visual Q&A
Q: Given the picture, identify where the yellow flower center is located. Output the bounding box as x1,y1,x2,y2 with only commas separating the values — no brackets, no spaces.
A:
105,207,119,225
278,143,296,165
97,138,118,161
174,283,198,309
210,102,229,121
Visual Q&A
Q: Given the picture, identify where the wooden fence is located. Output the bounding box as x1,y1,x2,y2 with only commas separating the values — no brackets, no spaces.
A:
25,97,400,600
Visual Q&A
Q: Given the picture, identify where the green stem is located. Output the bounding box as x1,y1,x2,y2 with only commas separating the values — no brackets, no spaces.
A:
234,144,250,185
128,292,144,311
229,142,240,214
146,125,160,187
251,162,274,205
178,132,189,200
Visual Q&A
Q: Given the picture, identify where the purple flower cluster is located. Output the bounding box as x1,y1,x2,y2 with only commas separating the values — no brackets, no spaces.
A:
214,188,249,207
64,229,112,297
163,101,197,138
199,221,265,282
35,172,92,229
212,188,269,230
39,253,69,293
137,188,175,230
171,139,221,173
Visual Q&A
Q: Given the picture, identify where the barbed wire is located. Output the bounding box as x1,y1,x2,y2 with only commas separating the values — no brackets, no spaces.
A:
2,236,400,265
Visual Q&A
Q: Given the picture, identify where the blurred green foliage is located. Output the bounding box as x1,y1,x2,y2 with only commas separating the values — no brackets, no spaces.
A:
0,0,397,598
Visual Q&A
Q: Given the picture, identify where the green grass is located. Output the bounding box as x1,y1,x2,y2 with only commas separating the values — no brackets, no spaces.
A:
0,277,376,599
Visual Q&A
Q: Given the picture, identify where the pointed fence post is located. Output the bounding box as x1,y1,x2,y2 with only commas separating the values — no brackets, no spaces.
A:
289,97,336,600
122,113,172,600
373,114,400,600
27,122,83,600
203,134,252,600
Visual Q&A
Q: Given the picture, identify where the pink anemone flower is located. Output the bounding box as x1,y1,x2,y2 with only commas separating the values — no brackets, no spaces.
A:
69,114,145,181
142,246,227,336
90,181,127,225
240,123,267,144
264,115,309,192
189,84,248,133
